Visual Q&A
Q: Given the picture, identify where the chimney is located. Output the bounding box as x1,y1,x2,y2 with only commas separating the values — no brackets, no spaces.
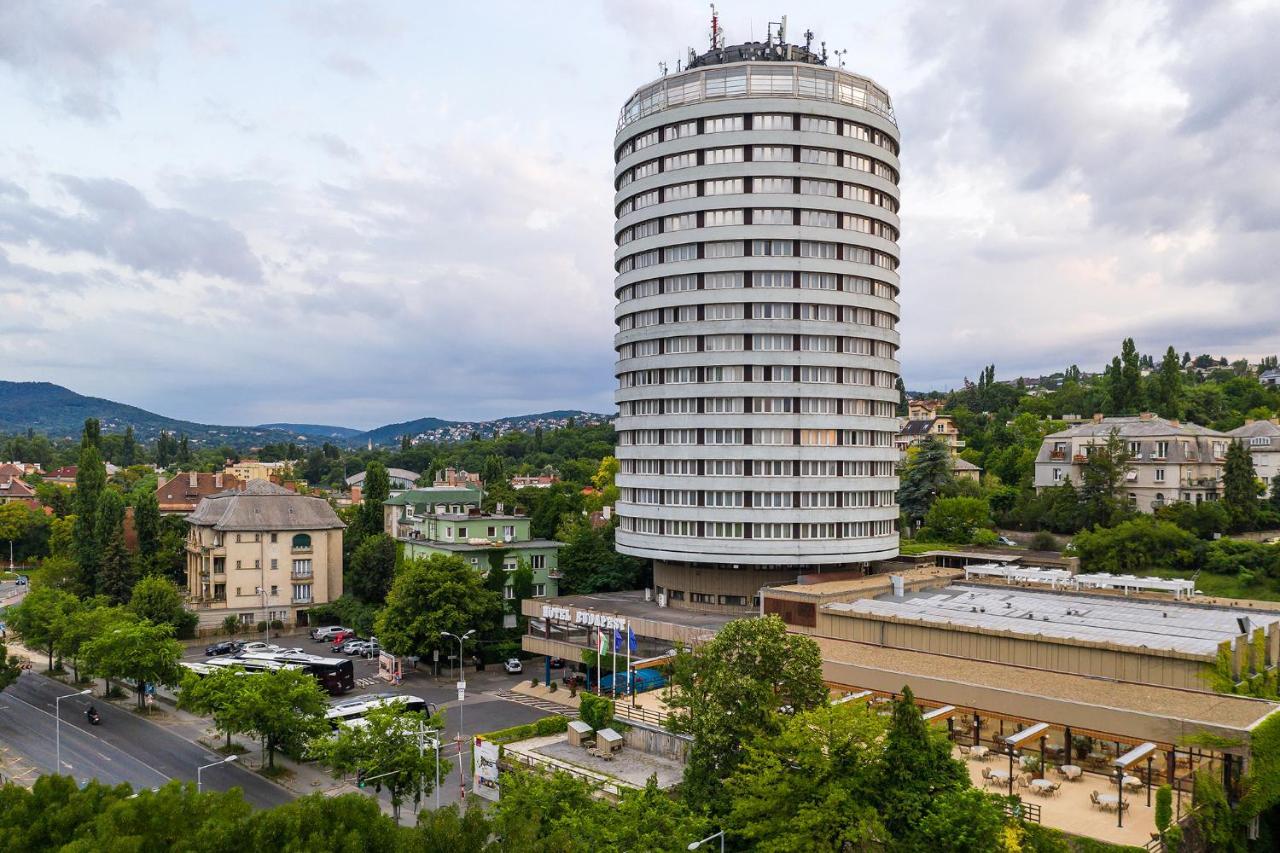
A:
1139,412,1155,421
1169,419,1180,428
188,471,198,488
214,473,223,489
351,484,362,504
1092,413,1104,424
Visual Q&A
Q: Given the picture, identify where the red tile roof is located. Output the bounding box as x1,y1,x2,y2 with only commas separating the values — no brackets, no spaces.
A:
155,471,245,513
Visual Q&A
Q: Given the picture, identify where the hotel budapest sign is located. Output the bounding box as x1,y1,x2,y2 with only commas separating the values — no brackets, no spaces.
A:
541,605,627,631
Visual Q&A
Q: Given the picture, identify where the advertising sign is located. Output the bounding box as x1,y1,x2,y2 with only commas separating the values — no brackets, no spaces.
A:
472,736,500,801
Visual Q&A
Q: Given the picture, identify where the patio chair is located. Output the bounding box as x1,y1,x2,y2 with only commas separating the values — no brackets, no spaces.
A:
1016,775,1030,790
1089,791,1102,810
958,745,970,757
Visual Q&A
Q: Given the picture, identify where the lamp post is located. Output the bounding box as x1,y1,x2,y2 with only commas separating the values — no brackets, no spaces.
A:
197,755,237,793
688,829,725,852
55,688,92,774
254,585,275,640
441,629,474,800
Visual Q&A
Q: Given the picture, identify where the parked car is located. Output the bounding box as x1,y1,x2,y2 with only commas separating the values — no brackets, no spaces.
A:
14,575,28,586
1264,536,1280,546
996,536,1018,547
311,626,350,642
204,640,245,656
239,642,283,654
548,657,565,669
503,658,523,674
345,640,382,657
330,631,358,652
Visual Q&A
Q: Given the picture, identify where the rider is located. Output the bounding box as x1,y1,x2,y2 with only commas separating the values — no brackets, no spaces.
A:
86,704,99,722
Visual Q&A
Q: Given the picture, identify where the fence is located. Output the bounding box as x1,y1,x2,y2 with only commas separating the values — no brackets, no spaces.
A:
1002,798,1041,824
614,703,669,728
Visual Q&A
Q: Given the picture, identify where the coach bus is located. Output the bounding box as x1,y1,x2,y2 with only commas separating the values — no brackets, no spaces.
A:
238,651,355,694
324,693,433,729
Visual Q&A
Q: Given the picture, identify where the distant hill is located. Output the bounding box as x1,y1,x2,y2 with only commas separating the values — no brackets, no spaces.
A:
254,423,363,440
0,380,611,449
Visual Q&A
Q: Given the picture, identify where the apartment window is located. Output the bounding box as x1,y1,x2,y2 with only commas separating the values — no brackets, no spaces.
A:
1154,441,1169,459
800,304,837,321
530,554,546,569
1155,468,1166,483
800,116,836,134
752,303,792,319
799,241,836,258
666,213,697,232
270,533,277,543
665,120,697,140
752,428,792,445
706,428,744,445
270,558,278,569
753,523,790,539
799,334,837,351
704,334,742,351
753,397,794,413
705,272,744,289
707,459,744,476
704,303,744,320
704,240,745,258
753,145,793,162
801,210,838,228
292,584,312,602
666,336,697,353
752,334,791,351
1052,468,1063,482
664,243,697,262
754,491,792,508
800,272,838,290
800,148,837,165
751,239,793,256
754,113,792,130
704,146,744,164
1128,441,1141,457
633,160,659,180
270,585,278,596
533,583,546,598
753,208,792,224
753,271,792,288
666,181,698,200
705,491,743,507
704,209,744,227
800,179,837,196
664,151,697,171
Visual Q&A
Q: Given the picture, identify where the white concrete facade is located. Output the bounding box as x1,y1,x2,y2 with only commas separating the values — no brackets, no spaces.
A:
611,56,902,588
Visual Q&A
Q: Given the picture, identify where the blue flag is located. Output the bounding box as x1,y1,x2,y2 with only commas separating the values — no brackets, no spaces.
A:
628,626,637,653
613,628,623,652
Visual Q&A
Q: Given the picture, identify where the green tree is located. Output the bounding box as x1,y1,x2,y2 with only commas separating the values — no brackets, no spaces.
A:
1106,337,1144,414
1222,439,1260,530
1072,516,1202,573
1078,429,1134,528
577,692,615,732
348,532,397,603
877,685,970,840
132,487,162,570
177,664,254,750
129,574,196,636
81,417,101,449
1150,346,1184,418
57,599,134,683
34,481,73,517
0,643,22,695
95,488,134,603
508,558,535,629
374,553,503,661
1190,769,1243,852
724,701,889,851
8,585,79,670
72,443,107,595
912,787,1007,853
918,496,992,543
667,615,827,812
121,425,137,467
898,436,955,527
355,461,391,541
1270,474,1280,514
0,501,32,568
81,619,183,708
309,703,450,819
411,803,495,853
237,666,329,768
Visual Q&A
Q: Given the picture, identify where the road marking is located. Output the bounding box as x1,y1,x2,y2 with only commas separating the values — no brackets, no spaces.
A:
2,683,172,782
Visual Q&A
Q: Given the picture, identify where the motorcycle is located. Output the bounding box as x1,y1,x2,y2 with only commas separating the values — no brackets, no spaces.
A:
86,706,101,726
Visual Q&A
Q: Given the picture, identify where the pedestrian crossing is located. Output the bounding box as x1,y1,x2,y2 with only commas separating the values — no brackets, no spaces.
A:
355,676,378,688
492,690,578,717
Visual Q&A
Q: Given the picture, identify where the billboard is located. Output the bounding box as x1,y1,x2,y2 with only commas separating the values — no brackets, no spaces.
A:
472,736,500,801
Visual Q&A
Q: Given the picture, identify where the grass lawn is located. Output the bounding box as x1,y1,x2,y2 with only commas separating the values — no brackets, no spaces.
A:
1124,566,1280,602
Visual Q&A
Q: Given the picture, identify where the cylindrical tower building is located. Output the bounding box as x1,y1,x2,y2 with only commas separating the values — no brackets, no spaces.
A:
612,36,902,612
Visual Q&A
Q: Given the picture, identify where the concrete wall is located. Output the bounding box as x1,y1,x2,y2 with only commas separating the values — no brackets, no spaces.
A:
622,719,691,762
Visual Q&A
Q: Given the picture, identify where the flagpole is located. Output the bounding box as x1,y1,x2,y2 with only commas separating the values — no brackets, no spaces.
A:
611,630,618,699
626,626,632,701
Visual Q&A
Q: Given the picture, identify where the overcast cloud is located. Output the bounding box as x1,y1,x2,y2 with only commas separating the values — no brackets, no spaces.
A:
0,0,1276,428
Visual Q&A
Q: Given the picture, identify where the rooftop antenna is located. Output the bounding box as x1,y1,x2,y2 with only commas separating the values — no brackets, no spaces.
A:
709,3,723,51
804,28,814,52
658,61,668,76
779,15,787,43
833,48,847,69
820,41,828,64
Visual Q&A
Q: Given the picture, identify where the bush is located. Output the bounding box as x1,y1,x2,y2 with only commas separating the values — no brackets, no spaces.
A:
255,621,268,634
1155,784,1173,834
548,681,558,693
1030,531,1057,552
221,615,239,636
478,715,570,745
971,528,998,546
918,496,992,544
530,678,539,688
269,619,284,631
579,692,615,732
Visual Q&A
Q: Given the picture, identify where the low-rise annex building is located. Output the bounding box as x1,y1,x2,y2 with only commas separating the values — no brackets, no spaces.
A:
185,479,344,629
1034,413,1230,511
1228,418,1280,496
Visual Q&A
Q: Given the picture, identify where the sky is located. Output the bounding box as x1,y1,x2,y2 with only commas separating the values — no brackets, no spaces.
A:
1,0,1277,430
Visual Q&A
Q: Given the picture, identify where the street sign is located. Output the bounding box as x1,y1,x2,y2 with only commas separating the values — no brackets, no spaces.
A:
457,681,466,701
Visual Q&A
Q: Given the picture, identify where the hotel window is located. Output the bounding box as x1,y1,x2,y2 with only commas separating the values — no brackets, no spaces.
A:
666,429,698,445
705,491,743,507
704,334,742,351
666,213,697,232
800,397,837,414
704,146,744,164
768,365,794,381
754,492,792,508
801,491,838,507
753,208,792,224
752,334,791,351
632,189,660,210
705,396,743,413
666,181,698,200
664,151,697,171
800,366,838,383
704,240,744,258
533,584,546,598
800,429,837,446
664,243,697,262
667,520,697,537
663,305,696,323
705,271,744,289
800,148,837,165
754,113,792,130
844,152,872,171
707,523,743,539
751,239,793,256
753,523,790,538
801,210,838,228
800,272,838,290
753,271,792,288
665,367,698,384
665,120,697,140
666,336,697,353
799,241,836,259
665,274,698,292
704,178,744,196
704,115,744,133
706,428,744,445
752,428,792,445
752,303,792,319
632,129,659,150
799,335,837,352
707,459,744,476
800,304,837,321
704,303,744,320
800,178,837,196
632,160,659,180
753,145,793,162
752,397,794,414
753,460,793,476
705,365,744,382
753,177,791,193
800,116,836,134
704,209,744,227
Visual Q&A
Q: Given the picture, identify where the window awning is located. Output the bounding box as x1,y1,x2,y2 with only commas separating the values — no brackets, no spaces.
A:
922,705,956,721
1003,722,1051,747
1113,742,1159,769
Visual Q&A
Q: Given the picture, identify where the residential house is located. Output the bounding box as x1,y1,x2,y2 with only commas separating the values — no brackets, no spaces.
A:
156,472,245,514
1259,368,1280,388
434,467,481,488
0,473,36,506
185,479,344,629
384,487,562,619
44,466,78,488
225,460,294,483
951,458,982,483
897,401,965,455
1034,413,1230,512
1228,419,1280,496
509,474,558,489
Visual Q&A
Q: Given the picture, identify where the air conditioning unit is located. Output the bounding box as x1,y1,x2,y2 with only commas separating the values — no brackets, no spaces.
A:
644,588,652,602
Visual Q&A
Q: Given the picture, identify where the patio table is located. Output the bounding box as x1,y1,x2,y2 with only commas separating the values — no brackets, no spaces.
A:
988,770,1010,784
1121,774,1143,790
969,745,990,760
1096,793,1122,809
1029,779,1056,795
1059,764,1082,780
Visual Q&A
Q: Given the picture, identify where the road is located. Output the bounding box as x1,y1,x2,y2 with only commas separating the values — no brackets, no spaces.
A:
0,672,293,808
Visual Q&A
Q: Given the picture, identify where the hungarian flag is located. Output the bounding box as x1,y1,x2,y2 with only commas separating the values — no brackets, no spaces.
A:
598,627,608,657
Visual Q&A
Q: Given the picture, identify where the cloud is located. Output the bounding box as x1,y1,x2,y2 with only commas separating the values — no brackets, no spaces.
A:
323,52,376,79
310,133,361,162
0,175,262,282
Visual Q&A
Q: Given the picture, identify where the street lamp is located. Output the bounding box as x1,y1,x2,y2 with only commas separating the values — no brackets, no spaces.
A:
54,688,92,774
440,629,475,801
254,586,275,640
688,829,725,852
197,754,237,793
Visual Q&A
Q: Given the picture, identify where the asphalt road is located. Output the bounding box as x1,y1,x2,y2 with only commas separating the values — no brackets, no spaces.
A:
0,672,293,808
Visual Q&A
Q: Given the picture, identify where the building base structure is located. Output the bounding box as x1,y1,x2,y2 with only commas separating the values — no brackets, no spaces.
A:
653,559,885,613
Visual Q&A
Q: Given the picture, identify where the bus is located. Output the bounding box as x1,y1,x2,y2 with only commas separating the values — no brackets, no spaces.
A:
181,657,301,678
324,693,434,729
238,651,355,695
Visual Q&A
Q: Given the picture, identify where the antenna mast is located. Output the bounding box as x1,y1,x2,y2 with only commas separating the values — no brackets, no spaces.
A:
709,4,723,50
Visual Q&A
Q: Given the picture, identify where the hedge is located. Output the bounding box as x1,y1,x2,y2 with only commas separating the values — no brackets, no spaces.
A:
478,715,569,746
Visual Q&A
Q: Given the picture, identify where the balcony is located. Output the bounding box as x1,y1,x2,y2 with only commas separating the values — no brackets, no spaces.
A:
547,569,564,579
291,570,313,580
1072,454,1088,463
290,546,312,554
1049,450,1067,461
292,595,312,604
